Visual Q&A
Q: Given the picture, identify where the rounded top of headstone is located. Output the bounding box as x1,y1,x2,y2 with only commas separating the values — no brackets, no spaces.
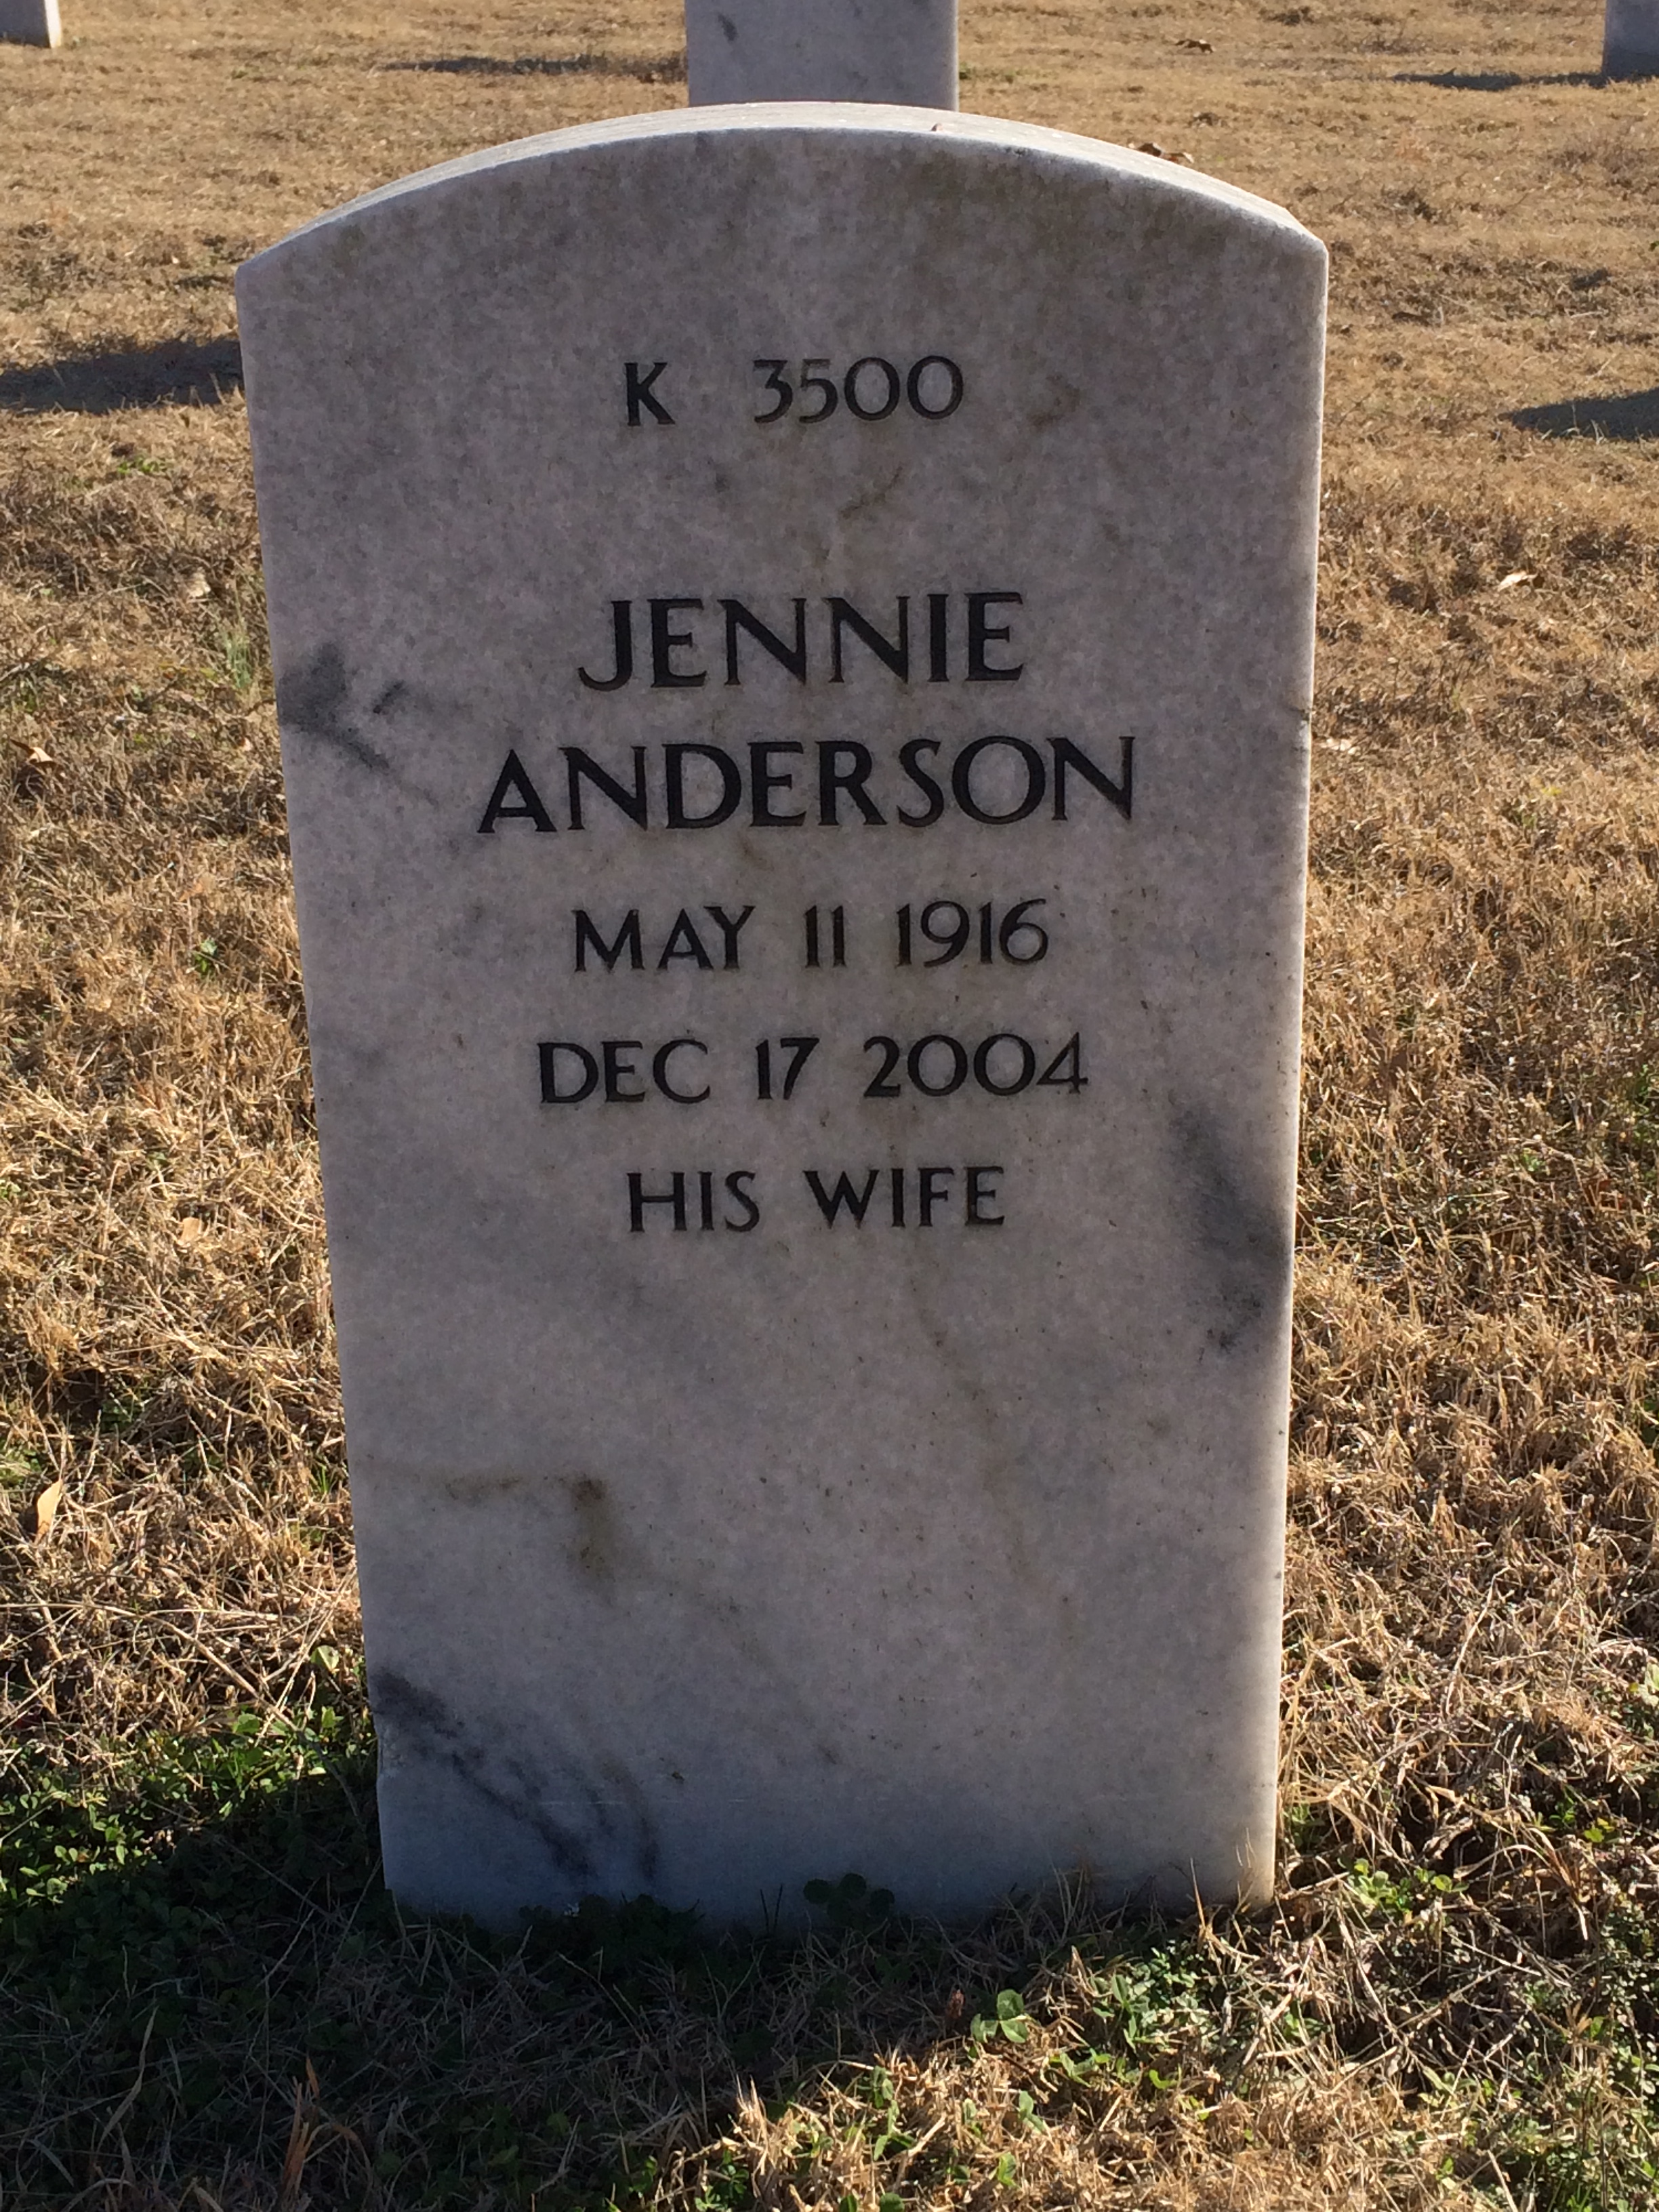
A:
238,103,1323,298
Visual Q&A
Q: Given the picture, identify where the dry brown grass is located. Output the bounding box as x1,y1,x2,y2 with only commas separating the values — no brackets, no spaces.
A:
4,1,1659,2207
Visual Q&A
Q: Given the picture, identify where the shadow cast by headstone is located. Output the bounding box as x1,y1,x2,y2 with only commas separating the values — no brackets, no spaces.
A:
379,49,686,82
1,1743,380,2205
1393,68,1604,91
1510,386,1659,442
0,335,243,414
1,1740,1207,2205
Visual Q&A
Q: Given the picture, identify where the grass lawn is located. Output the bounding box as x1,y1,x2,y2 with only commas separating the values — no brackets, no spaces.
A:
5,0,1659,2203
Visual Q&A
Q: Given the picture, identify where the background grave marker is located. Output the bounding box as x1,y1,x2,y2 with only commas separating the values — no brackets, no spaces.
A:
0,0,62,49
1604,0,1659,77
238,103,1324,1927
684,0,957,106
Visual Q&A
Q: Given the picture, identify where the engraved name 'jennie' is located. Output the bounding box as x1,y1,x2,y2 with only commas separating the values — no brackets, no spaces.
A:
577,590,1021,689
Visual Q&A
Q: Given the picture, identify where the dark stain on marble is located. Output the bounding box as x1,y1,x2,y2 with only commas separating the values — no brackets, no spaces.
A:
276,644,391,775
1175,1110,1290,1355
373,1666,661,1891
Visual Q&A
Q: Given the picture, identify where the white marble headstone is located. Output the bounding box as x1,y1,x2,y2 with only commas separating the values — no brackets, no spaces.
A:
238,106,1325,1928
1604,0,1659,76
685,0,956,106
0,0,62,48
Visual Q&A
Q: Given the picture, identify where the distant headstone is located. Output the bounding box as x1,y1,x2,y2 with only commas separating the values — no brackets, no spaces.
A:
1604,0,1659,76
0,0,62,48
685,0,956,105
238,106,1325,1929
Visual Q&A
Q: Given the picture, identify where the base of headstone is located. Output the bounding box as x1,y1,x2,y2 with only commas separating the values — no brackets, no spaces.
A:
1604,0,1659,75
0,0,61,47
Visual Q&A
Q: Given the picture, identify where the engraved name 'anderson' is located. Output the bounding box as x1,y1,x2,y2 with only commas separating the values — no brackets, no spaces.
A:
478,735,1132,834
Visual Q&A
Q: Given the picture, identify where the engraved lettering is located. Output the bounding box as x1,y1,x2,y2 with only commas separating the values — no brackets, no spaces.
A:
478,748,556,834
827,596,910,682
574,909,644,972
624,361,672,426
649,598,706,688
578,600,634,691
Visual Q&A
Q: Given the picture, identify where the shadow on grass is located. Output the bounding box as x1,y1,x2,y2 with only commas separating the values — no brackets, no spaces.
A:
377,50,685,81
0,337,243,414
7,1723,1655,2210
0,1716,1145,2211
1393,70,1605,91
1510,387,1659,442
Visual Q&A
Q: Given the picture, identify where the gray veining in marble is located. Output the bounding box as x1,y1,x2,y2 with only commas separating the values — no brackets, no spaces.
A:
1605,0,1659,76
237,105,1326,1928
685,0,956,106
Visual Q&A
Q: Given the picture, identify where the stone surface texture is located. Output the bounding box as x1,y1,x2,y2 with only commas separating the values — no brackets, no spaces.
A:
238,105,1326,1928
1604,0,1659,75
686,0,956,106
0,0,62,48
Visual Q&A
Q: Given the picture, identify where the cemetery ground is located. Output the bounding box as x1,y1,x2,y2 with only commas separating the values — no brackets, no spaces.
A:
1,0,1658,2203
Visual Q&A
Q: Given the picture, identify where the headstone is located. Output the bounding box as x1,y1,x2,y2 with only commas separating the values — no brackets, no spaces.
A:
237,105,1325,1929
0,0,62,48
684,0,956,106
1604,0,1659,76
